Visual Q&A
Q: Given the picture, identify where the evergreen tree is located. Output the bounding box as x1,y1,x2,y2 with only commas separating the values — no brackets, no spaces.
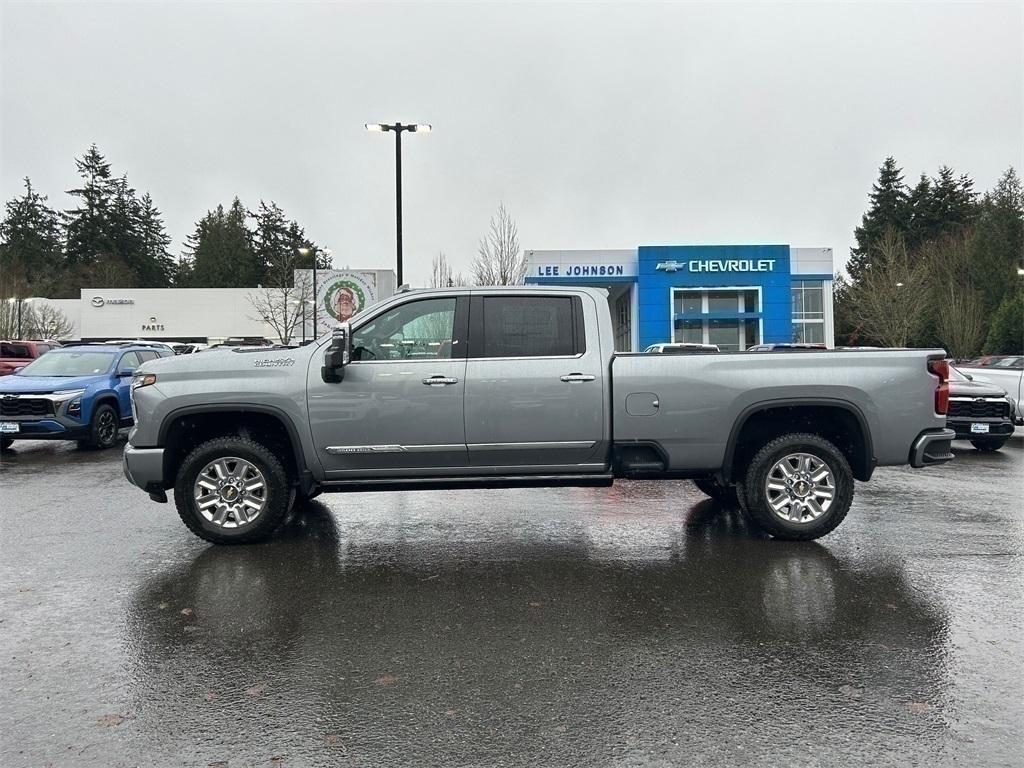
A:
135,193,175,287
250,201,320,288
968,167,1024,316
63,144,115,269
925,166,978,238
0,178,64,298
983,286,1023,354
849,157,909,281
183,198,260,287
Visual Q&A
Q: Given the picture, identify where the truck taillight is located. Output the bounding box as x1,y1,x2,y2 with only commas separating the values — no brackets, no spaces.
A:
928,359,949,415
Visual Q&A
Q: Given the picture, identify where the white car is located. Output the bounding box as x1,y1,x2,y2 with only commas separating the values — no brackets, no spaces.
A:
643,343,720,354
957,356,1023,424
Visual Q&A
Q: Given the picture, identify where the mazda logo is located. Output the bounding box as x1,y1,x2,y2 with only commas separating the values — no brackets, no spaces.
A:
91,296,105,307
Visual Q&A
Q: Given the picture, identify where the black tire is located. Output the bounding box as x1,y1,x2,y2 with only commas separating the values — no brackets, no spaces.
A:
173,436,290,544
970,438,1007,452
739,433,853,541
692,477,739,506
82,402,120,449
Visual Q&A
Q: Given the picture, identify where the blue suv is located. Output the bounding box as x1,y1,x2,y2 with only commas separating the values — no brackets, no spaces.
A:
0,342,173,450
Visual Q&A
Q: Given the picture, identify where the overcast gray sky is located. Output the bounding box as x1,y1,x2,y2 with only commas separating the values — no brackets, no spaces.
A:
2,1,1022,285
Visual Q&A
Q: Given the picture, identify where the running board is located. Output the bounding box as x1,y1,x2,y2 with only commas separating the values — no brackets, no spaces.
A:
319,474,614,493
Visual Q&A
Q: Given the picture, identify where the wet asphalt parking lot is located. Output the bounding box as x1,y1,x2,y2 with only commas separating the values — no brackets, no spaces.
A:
1,434,1022,768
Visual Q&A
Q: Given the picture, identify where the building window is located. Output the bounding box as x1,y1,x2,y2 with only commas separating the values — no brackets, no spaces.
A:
792,280,825,344
671,288,762,350
614,292,631,352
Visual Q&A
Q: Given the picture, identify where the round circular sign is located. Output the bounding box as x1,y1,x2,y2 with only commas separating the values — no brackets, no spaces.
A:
323,279,367,323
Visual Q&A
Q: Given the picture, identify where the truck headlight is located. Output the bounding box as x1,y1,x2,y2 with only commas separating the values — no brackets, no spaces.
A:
131,373,157,390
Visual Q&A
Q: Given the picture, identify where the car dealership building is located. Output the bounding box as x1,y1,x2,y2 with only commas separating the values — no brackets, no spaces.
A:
524,245,835,352
37,269,396,343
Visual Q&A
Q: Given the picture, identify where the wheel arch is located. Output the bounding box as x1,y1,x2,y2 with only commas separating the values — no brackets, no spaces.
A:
722,399,875,483
157,404,312,493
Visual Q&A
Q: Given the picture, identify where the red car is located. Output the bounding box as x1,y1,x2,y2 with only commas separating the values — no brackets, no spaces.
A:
0,340,62,376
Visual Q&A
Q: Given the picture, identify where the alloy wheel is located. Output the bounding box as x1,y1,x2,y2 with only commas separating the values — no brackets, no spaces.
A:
193,456,268,528
764,452,835,524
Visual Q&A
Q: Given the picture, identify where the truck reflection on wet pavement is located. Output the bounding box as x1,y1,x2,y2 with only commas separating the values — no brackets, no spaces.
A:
1,435,1021,767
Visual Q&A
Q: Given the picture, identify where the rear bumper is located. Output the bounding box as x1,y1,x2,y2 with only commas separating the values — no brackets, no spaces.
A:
123,444,165,493
909,428,956,468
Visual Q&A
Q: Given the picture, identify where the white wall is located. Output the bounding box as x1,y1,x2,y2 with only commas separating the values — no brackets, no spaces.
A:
78,288,276,341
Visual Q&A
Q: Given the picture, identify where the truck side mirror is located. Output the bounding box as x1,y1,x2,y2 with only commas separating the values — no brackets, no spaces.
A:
321,324,350,383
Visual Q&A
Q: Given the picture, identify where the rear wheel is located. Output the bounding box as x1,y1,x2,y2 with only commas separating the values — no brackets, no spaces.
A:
740,433,853,541
970,438,1007,452
81,403,120,449
692,477,739,506
173,436,290,544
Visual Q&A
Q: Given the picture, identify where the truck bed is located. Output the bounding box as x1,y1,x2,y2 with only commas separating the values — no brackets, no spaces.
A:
611,348,948,473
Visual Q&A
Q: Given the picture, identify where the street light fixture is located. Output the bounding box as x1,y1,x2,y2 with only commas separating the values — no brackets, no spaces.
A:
364,122,432,286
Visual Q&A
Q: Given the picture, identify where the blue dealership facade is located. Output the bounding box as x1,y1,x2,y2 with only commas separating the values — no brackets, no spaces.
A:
525,245,834,352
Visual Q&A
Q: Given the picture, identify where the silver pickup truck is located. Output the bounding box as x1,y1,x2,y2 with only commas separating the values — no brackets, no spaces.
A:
123,286,955,544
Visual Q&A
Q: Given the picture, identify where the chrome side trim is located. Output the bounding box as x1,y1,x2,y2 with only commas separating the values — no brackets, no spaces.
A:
468,441,596,451
949,396,1008,402
325,444,463,454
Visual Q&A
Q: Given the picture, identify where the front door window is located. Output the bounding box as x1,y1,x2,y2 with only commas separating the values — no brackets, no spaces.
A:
351,298,457,361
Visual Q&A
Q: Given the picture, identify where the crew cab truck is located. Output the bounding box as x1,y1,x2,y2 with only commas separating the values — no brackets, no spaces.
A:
123,287,955,544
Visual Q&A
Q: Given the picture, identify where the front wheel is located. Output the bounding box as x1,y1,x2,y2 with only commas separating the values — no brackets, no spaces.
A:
970,438,1007,452
173,436,291,544
739,433,853,541
81,403,120,449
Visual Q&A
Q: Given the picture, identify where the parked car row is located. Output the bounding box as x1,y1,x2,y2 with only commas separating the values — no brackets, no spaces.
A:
0,341,174,450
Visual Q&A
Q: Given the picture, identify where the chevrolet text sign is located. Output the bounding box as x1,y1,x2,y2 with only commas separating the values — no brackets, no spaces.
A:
656,259,776,273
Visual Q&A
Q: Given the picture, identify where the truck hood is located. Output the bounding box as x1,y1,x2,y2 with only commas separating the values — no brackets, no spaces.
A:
0,373,104,394
949,377,1007,398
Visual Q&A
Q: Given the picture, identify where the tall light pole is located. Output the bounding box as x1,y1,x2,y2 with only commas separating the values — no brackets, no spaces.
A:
7,296,36,338
298,247,317,338
365,122,431,287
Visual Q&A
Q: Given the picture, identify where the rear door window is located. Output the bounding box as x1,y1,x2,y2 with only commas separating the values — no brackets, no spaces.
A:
478,296,580,358
1,343,31,358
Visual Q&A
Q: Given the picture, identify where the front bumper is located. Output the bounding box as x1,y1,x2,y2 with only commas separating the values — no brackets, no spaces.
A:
947,418,1015,440
123,443,166,499
909,428,956,468
0,418,89,440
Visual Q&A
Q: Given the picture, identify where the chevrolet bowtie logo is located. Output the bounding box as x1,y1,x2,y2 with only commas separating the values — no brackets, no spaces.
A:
656,261,685,272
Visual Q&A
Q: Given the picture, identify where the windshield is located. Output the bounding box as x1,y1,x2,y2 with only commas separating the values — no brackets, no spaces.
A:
18,350,115,377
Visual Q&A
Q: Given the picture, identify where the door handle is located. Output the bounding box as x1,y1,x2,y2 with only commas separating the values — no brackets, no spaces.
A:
560,373,596,383
422,376,459,387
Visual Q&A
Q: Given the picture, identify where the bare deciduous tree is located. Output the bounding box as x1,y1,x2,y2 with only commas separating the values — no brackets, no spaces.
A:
472,203,525,286
430,252,465,288
924,233,986,359
246,273,313,345
0,301,17,338
845,228,929,347
25,303,74,339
